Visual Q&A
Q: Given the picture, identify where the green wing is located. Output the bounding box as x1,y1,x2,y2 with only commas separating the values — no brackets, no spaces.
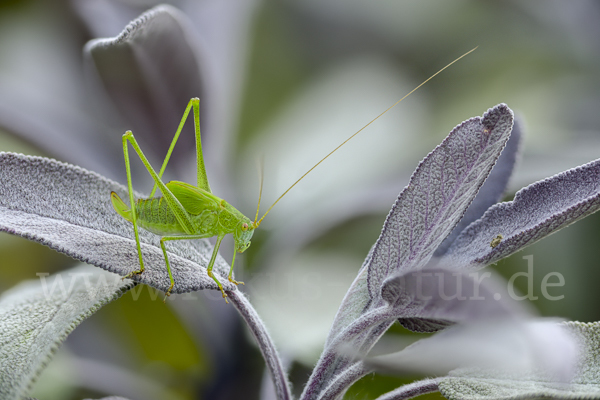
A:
110,191,133,222
166,181,221,215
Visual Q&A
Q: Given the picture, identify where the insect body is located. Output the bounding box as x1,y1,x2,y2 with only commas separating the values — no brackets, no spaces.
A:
111,98,259,302
111,48,477,302
490,234,503,248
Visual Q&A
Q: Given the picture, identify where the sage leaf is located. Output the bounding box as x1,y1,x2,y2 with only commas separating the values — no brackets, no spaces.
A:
327,107,518,342
435,117,522,256
440,157,600,269
367,104,514,300
0,152,235,293
439,321,600,400
0,265,135,400
302,105,515,400
84,5,205,176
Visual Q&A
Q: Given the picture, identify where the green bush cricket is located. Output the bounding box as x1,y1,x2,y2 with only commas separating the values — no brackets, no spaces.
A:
111,47,477,302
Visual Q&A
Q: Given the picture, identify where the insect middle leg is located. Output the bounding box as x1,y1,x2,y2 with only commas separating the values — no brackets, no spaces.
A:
159,233,229,302
159,234,213,302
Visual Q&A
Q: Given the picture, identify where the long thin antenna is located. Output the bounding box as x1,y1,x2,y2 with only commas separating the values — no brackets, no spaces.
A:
254,157,265,225
256,47,478,226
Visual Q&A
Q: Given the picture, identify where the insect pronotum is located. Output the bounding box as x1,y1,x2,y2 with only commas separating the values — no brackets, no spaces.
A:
111,47,477,302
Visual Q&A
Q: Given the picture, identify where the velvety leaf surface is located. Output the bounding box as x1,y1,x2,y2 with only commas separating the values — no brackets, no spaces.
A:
84,5,205,175
439,321,600,400
434,118,522,257
367,104,514,300
440,157,600,269
0,265,135,400
0,152,235,293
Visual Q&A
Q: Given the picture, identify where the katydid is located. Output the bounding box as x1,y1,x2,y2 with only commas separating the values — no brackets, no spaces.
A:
110,48,477,302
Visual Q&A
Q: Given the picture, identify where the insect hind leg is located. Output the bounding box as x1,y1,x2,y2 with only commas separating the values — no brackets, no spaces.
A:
149,98,211,197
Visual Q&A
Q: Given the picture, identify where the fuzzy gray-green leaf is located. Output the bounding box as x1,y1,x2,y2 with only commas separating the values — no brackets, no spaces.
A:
439,321,600,400
0,152,235,293
0,265,135,400
367,104,514,300
440,158,600,270
84,5,205,176
434,117,522,257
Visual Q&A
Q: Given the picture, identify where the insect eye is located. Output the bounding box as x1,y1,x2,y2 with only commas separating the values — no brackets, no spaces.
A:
242,223,248,230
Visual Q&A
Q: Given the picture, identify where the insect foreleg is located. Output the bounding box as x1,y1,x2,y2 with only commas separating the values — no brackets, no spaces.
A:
228,250,244,286
207,233,228,302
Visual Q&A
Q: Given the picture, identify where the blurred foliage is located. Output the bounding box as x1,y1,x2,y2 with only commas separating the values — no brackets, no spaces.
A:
1,0,600,398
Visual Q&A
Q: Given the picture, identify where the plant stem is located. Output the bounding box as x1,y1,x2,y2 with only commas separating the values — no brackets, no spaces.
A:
316,361,372,400
227,290,293,400
374,378,440,400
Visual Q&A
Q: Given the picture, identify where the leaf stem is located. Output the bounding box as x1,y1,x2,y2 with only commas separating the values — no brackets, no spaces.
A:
227,290,293,400
316,361,373,400
374,378,440,400
301,307,397,400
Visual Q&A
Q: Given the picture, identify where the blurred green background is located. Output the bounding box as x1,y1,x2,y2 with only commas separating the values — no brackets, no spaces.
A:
1,0,600,399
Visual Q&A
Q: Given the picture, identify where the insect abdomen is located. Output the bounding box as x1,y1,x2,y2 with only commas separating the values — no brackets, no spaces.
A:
136,197,185,235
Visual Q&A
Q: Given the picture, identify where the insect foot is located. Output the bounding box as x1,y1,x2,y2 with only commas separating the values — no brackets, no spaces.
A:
123,269,144,280
162,282,175,303
207,270,229,303
228,277,245,286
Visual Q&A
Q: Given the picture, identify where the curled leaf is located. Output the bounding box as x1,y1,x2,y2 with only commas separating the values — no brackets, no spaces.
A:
84,5,205,175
